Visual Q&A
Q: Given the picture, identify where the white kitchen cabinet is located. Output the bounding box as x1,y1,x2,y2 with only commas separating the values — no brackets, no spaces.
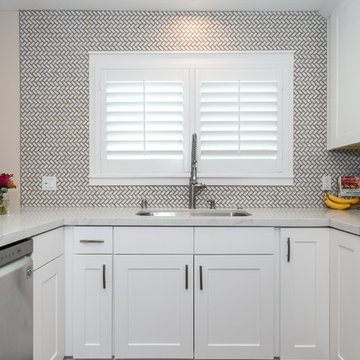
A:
328,0,360,149
34,255,65,360
114,255,193,359
280,228,329,360
195,255,274,359
33,227,64,271
114,226,193,254
73,255,112,359
330,229,360,360
73,226,113,254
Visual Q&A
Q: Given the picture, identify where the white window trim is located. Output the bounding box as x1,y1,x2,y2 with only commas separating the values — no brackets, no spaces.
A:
89,51,294,186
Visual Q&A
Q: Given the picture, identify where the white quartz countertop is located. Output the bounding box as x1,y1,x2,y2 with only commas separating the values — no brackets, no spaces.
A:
0,207,360,247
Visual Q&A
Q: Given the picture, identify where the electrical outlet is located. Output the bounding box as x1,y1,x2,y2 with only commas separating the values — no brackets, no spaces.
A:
42,176,57,191
322,175,332,191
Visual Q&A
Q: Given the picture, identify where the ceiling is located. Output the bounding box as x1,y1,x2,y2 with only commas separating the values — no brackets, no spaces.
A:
0,0,337,14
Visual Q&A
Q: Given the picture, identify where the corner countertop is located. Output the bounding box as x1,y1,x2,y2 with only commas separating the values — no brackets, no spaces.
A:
0,207,360,247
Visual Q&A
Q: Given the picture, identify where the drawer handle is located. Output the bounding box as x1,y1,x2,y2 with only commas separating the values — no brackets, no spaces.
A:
185,265,189,290
199,265,203,290
80,240,105,243
103,264,106,289
287,237,291,262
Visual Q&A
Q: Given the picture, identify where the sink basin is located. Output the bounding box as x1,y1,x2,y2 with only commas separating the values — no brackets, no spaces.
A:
136,209,251,217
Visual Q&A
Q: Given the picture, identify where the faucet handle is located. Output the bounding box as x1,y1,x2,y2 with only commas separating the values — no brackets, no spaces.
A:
140,199,148,209
208,199,216,209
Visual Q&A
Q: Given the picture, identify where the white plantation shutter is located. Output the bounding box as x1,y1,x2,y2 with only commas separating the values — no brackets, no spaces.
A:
105,81,184,160
94,67,190,179
196,66,291,177
200,80,279,160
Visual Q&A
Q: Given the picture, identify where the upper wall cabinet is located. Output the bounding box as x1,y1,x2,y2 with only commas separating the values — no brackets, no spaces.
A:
328,0,360,149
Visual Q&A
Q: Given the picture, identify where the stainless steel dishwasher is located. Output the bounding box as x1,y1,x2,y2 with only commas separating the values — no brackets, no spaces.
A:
0,238,33,360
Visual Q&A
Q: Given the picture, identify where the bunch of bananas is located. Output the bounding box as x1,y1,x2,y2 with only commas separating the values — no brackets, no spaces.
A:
323,192,359,210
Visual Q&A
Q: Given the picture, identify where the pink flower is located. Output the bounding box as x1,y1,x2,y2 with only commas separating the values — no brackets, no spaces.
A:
0,173,16,189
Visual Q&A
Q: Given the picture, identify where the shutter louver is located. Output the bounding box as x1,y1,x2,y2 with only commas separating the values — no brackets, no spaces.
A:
105,81,184,160
200,81,279,160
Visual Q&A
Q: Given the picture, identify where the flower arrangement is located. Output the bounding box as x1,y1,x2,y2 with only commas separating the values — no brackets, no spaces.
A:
0,173,16,215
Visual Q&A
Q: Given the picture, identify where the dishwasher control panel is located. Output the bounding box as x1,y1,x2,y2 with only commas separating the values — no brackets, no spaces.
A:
0,239,33,268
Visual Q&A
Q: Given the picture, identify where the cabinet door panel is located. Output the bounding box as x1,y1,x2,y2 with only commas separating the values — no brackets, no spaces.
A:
330,229,360,360
34,255,64,360
114,227,193,254
114,255,193,359
73,255,112,359
195,255,274,359
195,227,274,254
33,227,64,271
280,228,329,360
329,0,360,148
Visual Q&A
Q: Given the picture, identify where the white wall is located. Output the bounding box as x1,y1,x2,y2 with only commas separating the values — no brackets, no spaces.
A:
0,11,20,209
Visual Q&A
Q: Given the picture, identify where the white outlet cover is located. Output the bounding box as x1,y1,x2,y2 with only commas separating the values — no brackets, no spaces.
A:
42,176,57,191
322,175,332,191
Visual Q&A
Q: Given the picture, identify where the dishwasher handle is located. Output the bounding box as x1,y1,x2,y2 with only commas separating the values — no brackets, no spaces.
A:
0,256,33,280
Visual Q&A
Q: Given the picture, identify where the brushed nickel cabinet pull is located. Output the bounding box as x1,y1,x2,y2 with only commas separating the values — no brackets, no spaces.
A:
199,265,203,290
80,239,105,243
103,264,106,289
185,265,189,290
287,237,291,262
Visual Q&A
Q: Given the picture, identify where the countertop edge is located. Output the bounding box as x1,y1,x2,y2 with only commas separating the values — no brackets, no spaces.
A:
0,219,65,247
1,209,360,247
330,219,360,236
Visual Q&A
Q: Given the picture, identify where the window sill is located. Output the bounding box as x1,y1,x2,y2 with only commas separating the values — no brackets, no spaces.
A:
88,174,294,186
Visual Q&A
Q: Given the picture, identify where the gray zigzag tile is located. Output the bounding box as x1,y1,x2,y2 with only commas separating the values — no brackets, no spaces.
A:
19,10,360,208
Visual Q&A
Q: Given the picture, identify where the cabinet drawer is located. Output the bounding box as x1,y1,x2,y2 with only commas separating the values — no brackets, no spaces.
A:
114,227,193,254
73,227,113,254
195,227,274,254
33,227,64,270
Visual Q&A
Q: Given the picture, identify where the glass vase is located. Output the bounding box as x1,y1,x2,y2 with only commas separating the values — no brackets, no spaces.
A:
0,188,9,215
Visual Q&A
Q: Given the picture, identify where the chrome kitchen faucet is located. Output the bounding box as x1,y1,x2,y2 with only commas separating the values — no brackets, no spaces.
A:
189,133,206,209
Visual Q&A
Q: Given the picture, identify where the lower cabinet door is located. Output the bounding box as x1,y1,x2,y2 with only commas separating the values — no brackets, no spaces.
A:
114,255,193,358
195,255,274,359
73,255,112,359
330,229,360,360
280,228,329,360
34,255,65,360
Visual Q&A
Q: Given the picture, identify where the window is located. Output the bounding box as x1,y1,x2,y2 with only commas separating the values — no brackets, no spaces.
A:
90,52,293,185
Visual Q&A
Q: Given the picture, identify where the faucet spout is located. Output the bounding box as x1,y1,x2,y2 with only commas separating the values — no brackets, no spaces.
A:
189,133,206,209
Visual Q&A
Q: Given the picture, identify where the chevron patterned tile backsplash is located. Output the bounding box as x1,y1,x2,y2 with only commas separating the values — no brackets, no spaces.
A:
19,11,360,208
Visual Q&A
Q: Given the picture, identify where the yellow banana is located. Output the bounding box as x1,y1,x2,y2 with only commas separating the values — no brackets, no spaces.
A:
327,193,359,205
323,194,351,210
